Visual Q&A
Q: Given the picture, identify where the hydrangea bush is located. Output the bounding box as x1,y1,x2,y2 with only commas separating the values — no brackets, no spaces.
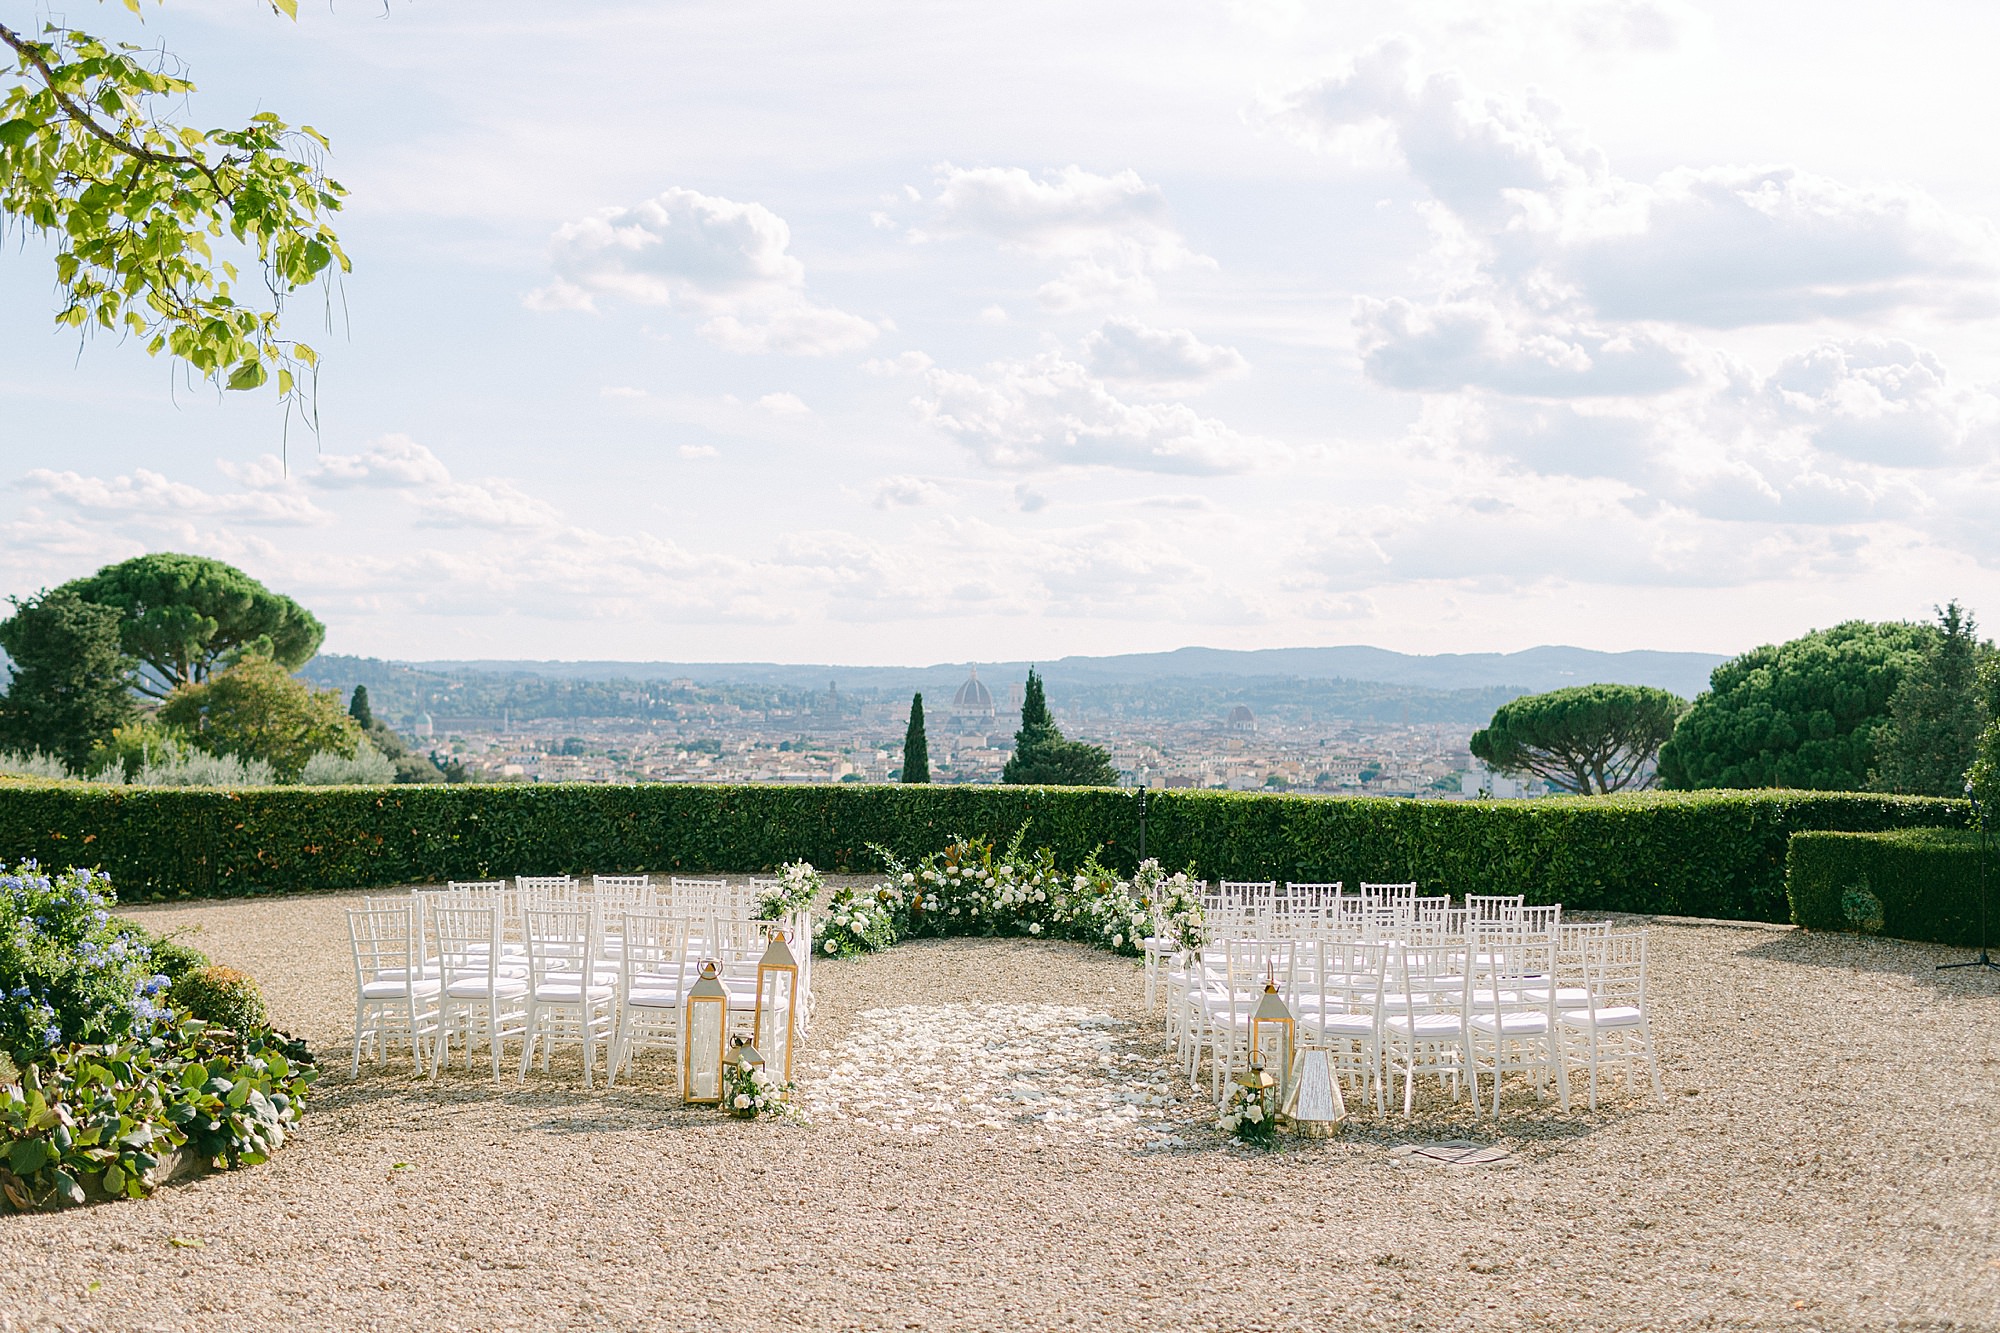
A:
0,862,170,1067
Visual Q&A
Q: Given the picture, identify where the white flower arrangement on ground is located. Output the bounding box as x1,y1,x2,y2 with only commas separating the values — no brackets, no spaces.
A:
722,1048,799,1121
1216,1076,1278,1146
816,881,900,958
758,859,826,919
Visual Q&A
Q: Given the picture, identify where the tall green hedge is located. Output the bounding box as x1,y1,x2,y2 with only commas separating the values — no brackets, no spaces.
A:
1785,827,1992,946
0,780,1968,921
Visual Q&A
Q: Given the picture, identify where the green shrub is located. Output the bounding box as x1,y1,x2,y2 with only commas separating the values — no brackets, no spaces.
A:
0,780,1967,923
0,862,172,1067
0,1019,316,1211
1785,827,1990,946
168,966,268,1032
134,933,209,986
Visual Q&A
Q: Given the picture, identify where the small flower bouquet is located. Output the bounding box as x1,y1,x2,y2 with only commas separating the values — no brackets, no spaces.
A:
817,884,898,958
758,860,825,920
722,1052,796,1120
1217,1076,1278,1146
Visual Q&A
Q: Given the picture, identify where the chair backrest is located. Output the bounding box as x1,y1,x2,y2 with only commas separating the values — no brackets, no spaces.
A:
1360,881,1418,902
516,875,578,908
1391,940,1467,1013
620,911,694,997
433,905,503,986
593,874,652,892
348,906,418,986
1519,903,1562,936
1468,928,1558,1018
1464,894,1526,927
522,905,599,984
1584,929,1649,1012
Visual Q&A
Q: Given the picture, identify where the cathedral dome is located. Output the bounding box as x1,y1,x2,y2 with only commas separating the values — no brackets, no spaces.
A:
953,667,995,715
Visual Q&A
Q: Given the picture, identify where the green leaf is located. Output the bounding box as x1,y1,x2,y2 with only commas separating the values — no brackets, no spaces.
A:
8,1139,53,1175
225,360,268,392
0,119,34,149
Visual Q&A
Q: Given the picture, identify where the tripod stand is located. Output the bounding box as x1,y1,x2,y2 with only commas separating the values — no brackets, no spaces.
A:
1940,786,1999,973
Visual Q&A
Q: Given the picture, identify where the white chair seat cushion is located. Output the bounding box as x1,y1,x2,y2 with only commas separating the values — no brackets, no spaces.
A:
1470,1012,1550,1034
444,977,529,999
362,978,441,1000
626,987,684,1009
1315,1012,1377,1034
1384,1013,1462,1037
1560,1006,1643,1028
532,982,615,1003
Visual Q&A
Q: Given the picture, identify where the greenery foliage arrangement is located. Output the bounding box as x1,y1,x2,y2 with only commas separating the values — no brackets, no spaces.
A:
0,782,1968,923
1470,684,1688,794
167,965,268,1033
1784,827,1988,947
1658,620,1938,791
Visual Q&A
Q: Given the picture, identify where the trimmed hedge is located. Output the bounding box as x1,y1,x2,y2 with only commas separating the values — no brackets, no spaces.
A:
0,780,1969,922
1785,827,1992,946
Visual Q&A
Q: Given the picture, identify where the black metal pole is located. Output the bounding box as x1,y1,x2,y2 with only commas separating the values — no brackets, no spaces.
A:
1137,786,1147,862
1940,785,1998,972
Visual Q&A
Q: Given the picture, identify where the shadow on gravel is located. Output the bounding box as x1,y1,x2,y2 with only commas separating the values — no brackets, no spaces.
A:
1735,929,2000,995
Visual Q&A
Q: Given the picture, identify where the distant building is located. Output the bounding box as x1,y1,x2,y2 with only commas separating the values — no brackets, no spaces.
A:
1226,704,1256,734
415,712,435,739
952,666,996,722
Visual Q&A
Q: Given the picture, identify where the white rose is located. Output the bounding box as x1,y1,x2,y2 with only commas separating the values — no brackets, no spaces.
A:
1028,923,1042,935
1112,934,1123,948
824,940,839,954
733,1094,751,1109
1244,1105,1263,1123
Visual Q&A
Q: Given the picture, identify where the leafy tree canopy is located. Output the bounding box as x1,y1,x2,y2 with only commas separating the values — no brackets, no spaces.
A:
0,587,135,769
1657,620,1937,792
1004,667,1117,787
157,652,358,781
1871,601,1992,797
901,693,929,784
1969,656,2000,809
64,552,323,698
1,1,347,411
1469,683,1688,795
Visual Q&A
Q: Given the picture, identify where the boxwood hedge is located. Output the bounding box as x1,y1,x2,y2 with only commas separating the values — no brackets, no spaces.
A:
0,781,1970,922
1785,826,1992,946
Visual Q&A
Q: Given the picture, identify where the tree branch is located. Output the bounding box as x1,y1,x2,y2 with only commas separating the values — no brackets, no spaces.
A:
0,21,227,196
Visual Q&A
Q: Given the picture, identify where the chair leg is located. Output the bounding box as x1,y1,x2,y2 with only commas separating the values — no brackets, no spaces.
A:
351,999,367,1079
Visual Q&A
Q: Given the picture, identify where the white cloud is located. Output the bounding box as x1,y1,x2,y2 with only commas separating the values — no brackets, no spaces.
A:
1082,317,1250,388
1280,39,2000,329
1354,294,1696,396
310,435,454,490
929,164,1208,308
415,480,567,531
529,187,878,355
919,351,1277,474
20,468,328,527
679,445,720,459
872,475,948,508
755,391,812,416
862,350,935,377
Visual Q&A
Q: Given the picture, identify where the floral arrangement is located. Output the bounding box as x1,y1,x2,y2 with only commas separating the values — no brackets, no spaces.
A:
816,882,900,957
721,1045,795,1120
757,860,826,920
1216,1075,1278,1146
1,862,177,1067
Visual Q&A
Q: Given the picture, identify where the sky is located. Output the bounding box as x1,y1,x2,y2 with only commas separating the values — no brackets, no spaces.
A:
6,0,2000,665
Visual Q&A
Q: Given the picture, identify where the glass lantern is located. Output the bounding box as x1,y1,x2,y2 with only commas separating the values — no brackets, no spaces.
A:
1233,1062,1279,1127
682,960,728,1104
1250,980,1295,1098
754,929,800,1084
721,1037,766,1116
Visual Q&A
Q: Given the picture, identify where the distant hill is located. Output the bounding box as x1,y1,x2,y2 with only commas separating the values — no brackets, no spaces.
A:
400,644,1725,700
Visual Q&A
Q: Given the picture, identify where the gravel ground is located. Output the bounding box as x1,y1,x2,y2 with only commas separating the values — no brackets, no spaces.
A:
3,880,1997,1333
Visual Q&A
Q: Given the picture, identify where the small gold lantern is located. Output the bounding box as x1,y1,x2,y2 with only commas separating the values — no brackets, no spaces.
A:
1249,979,1295,1098
682,960,728,1104
721,1036,766,1116
753,928,800,1084
1284,1047,1347,1137
1233,1061,1280,1128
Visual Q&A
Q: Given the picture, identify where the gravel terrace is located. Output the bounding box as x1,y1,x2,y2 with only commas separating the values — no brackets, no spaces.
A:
3,882,1997,1333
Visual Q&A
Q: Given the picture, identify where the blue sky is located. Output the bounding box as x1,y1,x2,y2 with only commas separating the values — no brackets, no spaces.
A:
6,0,2000,663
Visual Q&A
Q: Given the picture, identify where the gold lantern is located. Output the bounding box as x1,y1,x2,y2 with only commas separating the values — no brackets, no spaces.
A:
682,960,728,1104
721,1037,766,1116
1250,980,1295,1099
753,928,800,1084
1233,1062,1280,1128
1284,1047,1346,1137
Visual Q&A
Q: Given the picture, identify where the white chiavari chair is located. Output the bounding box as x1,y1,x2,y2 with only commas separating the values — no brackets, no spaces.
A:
517,904,616,1087
1466,929,1568,1116
346,905,440,1076
431,904,530,1081
1558,929,1662,1109
606,911,695,1087
1382,939,1470,1115
1294,937,1389,1114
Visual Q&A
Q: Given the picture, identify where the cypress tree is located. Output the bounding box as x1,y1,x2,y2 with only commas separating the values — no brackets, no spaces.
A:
348,684,375,730
901,693,930,783
1004,666,1118,786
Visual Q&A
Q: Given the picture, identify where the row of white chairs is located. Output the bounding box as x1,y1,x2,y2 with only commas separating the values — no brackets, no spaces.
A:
1166,892,1662,1116
345,875,813,1088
